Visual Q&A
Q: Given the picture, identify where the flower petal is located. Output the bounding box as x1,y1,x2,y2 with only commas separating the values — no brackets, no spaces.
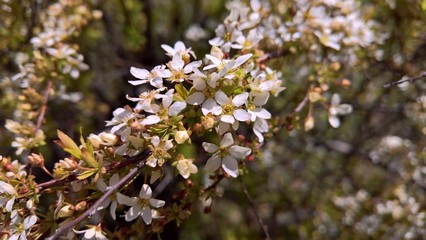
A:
220,133,234,147
186,92,205,105
130,67,149,79
149,198,165,208
202,98,222,116
205,155,221,172
215,91,229,106
229,145,252,158
222,155,239,178
232,92,248,106
139,184,153,199
125,206,141,222
233,53,252,68
141,206,153,224
169,101,187,116
234,109,251,122
221,115,235,124
141,115,161,125
202,142,219,153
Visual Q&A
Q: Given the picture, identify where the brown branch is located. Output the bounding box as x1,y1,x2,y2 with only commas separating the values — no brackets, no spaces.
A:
240,176,271,240
46,151,150,240
37,150,151,191
383,71,426,88
34,80,52,135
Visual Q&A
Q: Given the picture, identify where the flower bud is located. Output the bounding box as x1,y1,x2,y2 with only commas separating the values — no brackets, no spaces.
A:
175,130,189,144
88,134,102,148
99,132,117,146
28,153,45,167
75,201,87,212
201,116,215,129
57,205,74,218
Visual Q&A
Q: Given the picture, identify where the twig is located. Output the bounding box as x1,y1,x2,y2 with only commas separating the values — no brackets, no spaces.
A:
204,174,224,193
294,95,309,113
34,80,52,135
240,176,271,240
384,71,426,88
46,151,150,240
38,150,151,191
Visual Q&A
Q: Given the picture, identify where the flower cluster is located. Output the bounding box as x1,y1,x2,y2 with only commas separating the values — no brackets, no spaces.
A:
2,0,100,155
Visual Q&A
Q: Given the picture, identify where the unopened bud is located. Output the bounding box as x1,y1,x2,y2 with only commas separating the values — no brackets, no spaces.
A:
28,153,45,167
175,130,190,144
75,201,87,212
57,205,74,218
201,116,215,129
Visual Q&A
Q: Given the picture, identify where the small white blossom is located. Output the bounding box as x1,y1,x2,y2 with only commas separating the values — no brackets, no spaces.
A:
96,173,121,220
328,93,353,128
117,184,165,224
74,224,107,240
176,158,198,179
202,133,251,178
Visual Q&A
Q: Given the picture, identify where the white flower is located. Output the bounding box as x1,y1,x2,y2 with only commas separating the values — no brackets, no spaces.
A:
129,65,170,88
328,93,353,128
176,158,198,179
96,173,120,220
0,180,17,212
314,29,344,51
175,130,190,144
8,211,37,240
166,53,201,83
202,133,251,178
117,184,165,224
74,224,107,240
161,41,196,60
146,136,174,167
215,90,251,124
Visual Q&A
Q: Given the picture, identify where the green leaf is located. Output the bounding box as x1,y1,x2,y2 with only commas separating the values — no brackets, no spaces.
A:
175,84,188,100
81,148,98,168
57,130,82,159
77,169,97,180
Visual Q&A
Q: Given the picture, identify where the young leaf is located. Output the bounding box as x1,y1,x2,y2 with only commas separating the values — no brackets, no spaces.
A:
57,130,82,159
77,169,97,180
81,148,98,168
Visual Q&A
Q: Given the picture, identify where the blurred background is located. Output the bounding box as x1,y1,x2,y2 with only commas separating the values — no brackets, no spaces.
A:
1,0,426,239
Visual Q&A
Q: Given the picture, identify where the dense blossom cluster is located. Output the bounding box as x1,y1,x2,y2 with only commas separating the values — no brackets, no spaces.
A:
1,0,422,239
2,0,99,155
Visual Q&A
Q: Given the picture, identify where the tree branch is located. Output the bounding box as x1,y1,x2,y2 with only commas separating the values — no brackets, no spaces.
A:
46,150,150,240
34,80,52,135
240,176,271,240
37,150,151,191
383,71,426,88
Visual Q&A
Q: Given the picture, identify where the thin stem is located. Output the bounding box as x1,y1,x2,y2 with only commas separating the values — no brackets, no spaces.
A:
46,151,150,240
34,80,52,135
240,176,271,240
383,71,426,88
37,150,150,191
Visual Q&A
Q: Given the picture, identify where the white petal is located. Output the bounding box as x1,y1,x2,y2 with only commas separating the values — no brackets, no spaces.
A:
217,122,230,135
161,44,175,55
149,198,165,208
186,92,205,105
84,228,96,239
141,206,152,224
139,184,153,199
202,98,221,116
130,67,149,79
337,104,353,115
175,41,186,51
169,101,186,116
141,115,161,125
253,92,269,106
329,115,340,128
234,109,251,122
202,142,219,153
192,77,206,91
151,77,163,88
116,193,136,206
229,145,252,158
151,136,160,147
128,80,148,86
215,91,229,106
331,94,341,105
23,215,37,229
184,61,202,73
6,196,15,212
110,201,117,220
171,54,184,70
96,178,107,192
253,108,271,119
232,92,248,106
233,54,252,68
205,155,221,172
125,206,141,222
221,115,235,124
109,173,120,185
220,133,234,147
222,156,239,178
